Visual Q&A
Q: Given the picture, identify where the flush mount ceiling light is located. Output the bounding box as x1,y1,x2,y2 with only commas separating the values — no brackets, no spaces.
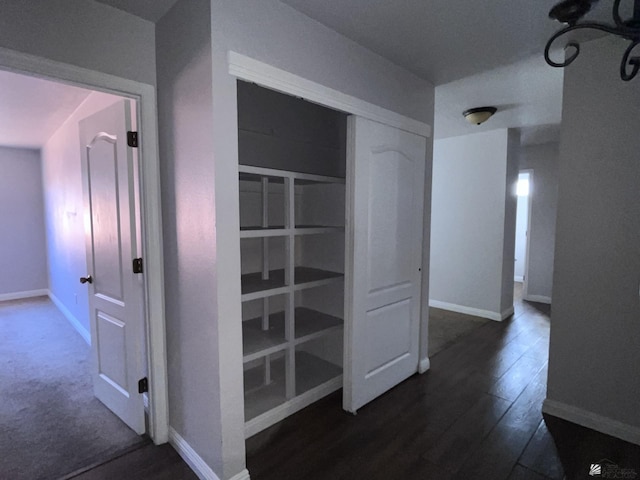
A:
463,107,497,125
544,0,640,81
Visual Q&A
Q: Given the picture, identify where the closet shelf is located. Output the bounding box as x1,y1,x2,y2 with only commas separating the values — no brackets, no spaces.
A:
243,351,343,423
239,172,285,184
239,165,345,185
240,225,344,238
242,312,288,362
240,227,287,238
242,308,343,362
294,226,344,235
241,267,343,301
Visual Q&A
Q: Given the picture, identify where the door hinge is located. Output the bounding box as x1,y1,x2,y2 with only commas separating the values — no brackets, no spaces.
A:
138,377,149,394
127,131,139,148
133,257,143,274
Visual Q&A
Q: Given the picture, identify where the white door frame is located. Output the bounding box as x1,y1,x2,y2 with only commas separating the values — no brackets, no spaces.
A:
519,169,534,299
0,46,169,444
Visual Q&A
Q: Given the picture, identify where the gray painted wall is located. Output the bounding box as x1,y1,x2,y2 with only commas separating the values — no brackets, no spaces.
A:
547,36,640,433
0,0,156,86
211,0,434,123
0,147,47,296
156,0,223,474
430,129,515,318
500,129,519,314
518,142,559,301
41,91,123,336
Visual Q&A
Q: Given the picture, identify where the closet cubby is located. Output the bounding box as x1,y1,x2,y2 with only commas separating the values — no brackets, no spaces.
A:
240,236,288,298
294,180,345,230
243,351,288,422
239,173,286,233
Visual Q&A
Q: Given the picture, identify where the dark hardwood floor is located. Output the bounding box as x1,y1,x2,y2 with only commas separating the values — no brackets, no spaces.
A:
245,291,640,480
66,288,640,479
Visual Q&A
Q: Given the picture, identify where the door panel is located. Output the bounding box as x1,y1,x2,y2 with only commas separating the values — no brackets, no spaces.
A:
365,299,412,374
367,149,416,293
96,312,128,393
344,116,426,413
80,100,145,434
88,136,125,302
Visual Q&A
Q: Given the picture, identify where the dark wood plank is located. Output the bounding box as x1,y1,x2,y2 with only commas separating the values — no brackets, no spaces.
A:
424,393,512,472
451,369,548,480
507,465,553,480
489,355,546,402
518,420,565,480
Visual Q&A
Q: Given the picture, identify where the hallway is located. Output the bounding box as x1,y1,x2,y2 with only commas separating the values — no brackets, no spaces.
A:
17,290,638,479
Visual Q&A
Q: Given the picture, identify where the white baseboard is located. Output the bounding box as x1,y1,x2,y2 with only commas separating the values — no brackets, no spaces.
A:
229,470,251,480
524,294,552,304
429,299,503,322
169,428,250,480
0,289,49,302
48,291,90,345
501,305,515,320
514,275,524,282
169,427,221,480
543,398,640,446
418,357,431,374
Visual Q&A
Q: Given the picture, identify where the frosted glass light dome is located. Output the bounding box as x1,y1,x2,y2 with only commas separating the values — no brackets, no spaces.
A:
463,107,497,125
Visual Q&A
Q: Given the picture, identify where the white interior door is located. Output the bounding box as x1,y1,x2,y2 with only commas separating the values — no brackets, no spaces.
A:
344,116,427,413
80,100,146,434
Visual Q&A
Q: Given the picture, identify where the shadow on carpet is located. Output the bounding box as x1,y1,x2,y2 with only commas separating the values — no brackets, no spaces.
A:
429,307,489,356
0,297,147,480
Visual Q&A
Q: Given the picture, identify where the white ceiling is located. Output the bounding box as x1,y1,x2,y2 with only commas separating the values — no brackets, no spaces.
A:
281,0,566,85
434,54,564,140
0,70,92,149
281,0,581,140
94,0,179,22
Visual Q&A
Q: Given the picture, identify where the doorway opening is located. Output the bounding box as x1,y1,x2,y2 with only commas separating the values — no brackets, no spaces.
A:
514,170,533,299
0,59,164,478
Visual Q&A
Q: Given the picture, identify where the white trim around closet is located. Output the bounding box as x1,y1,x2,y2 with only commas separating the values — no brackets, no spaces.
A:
228,51,431,138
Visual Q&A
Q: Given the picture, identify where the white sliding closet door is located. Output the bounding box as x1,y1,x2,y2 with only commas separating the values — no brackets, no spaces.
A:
344,116,427,413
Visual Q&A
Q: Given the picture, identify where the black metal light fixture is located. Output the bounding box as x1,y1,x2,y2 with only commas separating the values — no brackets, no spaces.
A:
544,0,640,80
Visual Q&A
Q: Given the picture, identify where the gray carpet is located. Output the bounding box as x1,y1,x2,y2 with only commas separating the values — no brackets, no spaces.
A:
0,296,146,480
429,307,489,356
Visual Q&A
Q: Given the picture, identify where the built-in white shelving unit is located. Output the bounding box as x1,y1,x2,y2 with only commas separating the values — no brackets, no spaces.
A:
239,164,345,437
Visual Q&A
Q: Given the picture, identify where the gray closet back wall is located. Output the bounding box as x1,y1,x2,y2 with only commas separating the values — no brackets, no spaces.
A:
237,80,347,178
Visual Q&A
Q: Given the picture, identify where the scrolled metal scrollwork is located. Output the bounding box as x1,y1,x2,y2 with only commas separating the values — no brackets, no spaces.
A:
544,0,640,81
621,40,640,79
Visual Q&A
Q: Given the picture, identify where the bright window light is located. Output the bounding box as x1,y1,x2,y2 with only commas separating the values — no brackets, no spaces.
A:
517,178,530,197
